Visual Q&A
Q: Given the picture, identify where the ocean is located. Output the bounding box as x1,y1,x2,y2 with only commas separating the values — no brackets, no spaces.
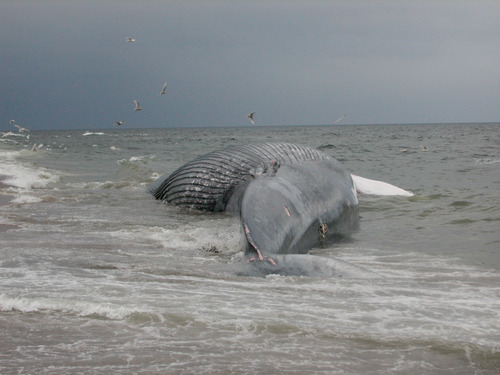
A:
1,123,499,374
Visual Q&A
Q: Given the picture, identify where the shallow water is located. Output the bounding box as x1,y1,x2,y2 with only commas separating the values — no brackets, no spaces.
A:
1,123,499,374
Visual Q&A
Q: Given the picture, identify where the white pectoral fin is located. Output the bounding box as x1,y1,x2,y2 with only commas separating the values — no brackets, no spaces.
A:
351,174,414,197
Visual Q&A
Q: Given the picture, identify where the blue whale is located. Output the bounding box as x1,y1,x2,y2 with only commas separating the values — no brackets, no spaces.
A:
150,142,373,277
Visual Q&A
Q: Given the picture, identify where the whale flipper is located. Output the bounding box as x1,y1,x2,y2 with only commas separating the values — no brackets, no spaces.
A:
351,174,414,197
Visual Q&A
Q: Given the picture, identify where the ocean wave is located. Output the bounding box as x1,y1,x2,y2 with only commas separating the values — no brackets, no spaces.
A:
82,131,106,136
0,293,145,320
0,293,203,327
108,220,245,255
117,155,157,165
317,144,336,151
10,193,44,204
115,155,160,186
67,180,136,190
474,158,500,165
0,149,60,190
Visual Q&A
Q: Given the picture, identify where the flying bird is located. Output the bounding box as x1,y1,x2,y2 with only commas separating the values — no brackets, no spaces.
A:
125,37,136,42
334,114,347,124
31,143,43,152
247,112,256,125
160,82,167,95
114,121,124,126
134,100,142,111
14,124,30,132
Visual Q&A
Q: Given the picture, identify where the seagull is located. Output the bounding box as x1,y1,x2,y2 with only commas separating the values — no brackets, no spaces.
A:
114,120,124,126
160,82,167,95
133,100,142,111
125,37,136,42
247,112,256,125
31,143,43,152
334,114,347,124
10,120,16,124
14,124,30,132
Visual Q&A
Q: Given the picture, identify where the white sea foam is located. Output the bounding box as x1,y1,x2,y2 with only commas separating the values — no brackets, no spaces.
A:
82,131,105,136
66,180,135,190
0,150,59,190
117,155,157,165
10,193,44,204
0,149,60,208
0,293,146,320
474,158,500,165
108,220,245,254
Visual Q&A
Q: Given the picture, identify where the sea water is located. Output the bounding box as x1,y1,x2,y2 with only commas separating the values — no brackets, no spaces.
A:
1,123,499,374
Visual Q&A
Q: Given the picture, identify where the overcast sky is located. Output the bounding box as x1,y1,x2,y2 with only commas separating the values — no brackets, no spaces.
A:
1,0,499,131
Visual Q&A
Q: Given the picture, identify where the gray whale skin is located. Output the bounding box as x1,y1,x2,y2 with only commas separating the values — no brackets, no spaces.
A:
149,142,375,277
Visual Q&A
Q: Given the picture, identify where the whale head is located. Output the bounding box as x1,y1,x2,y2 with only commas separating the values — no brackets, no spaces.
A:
240,161,359,259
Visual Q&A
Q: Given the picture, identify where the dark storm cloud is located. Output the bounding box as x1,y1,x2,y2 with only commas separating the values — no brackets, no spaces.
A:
1,1,499,131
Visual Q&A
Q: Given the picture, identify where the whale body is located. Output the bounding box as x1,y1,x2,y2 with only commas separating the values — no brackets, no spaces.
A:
149,143,338,211
149,142,407,277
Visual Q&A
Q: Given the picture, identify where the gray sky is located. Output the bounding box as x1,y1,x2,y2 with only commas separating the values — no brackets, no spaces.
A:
1,0,499,131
